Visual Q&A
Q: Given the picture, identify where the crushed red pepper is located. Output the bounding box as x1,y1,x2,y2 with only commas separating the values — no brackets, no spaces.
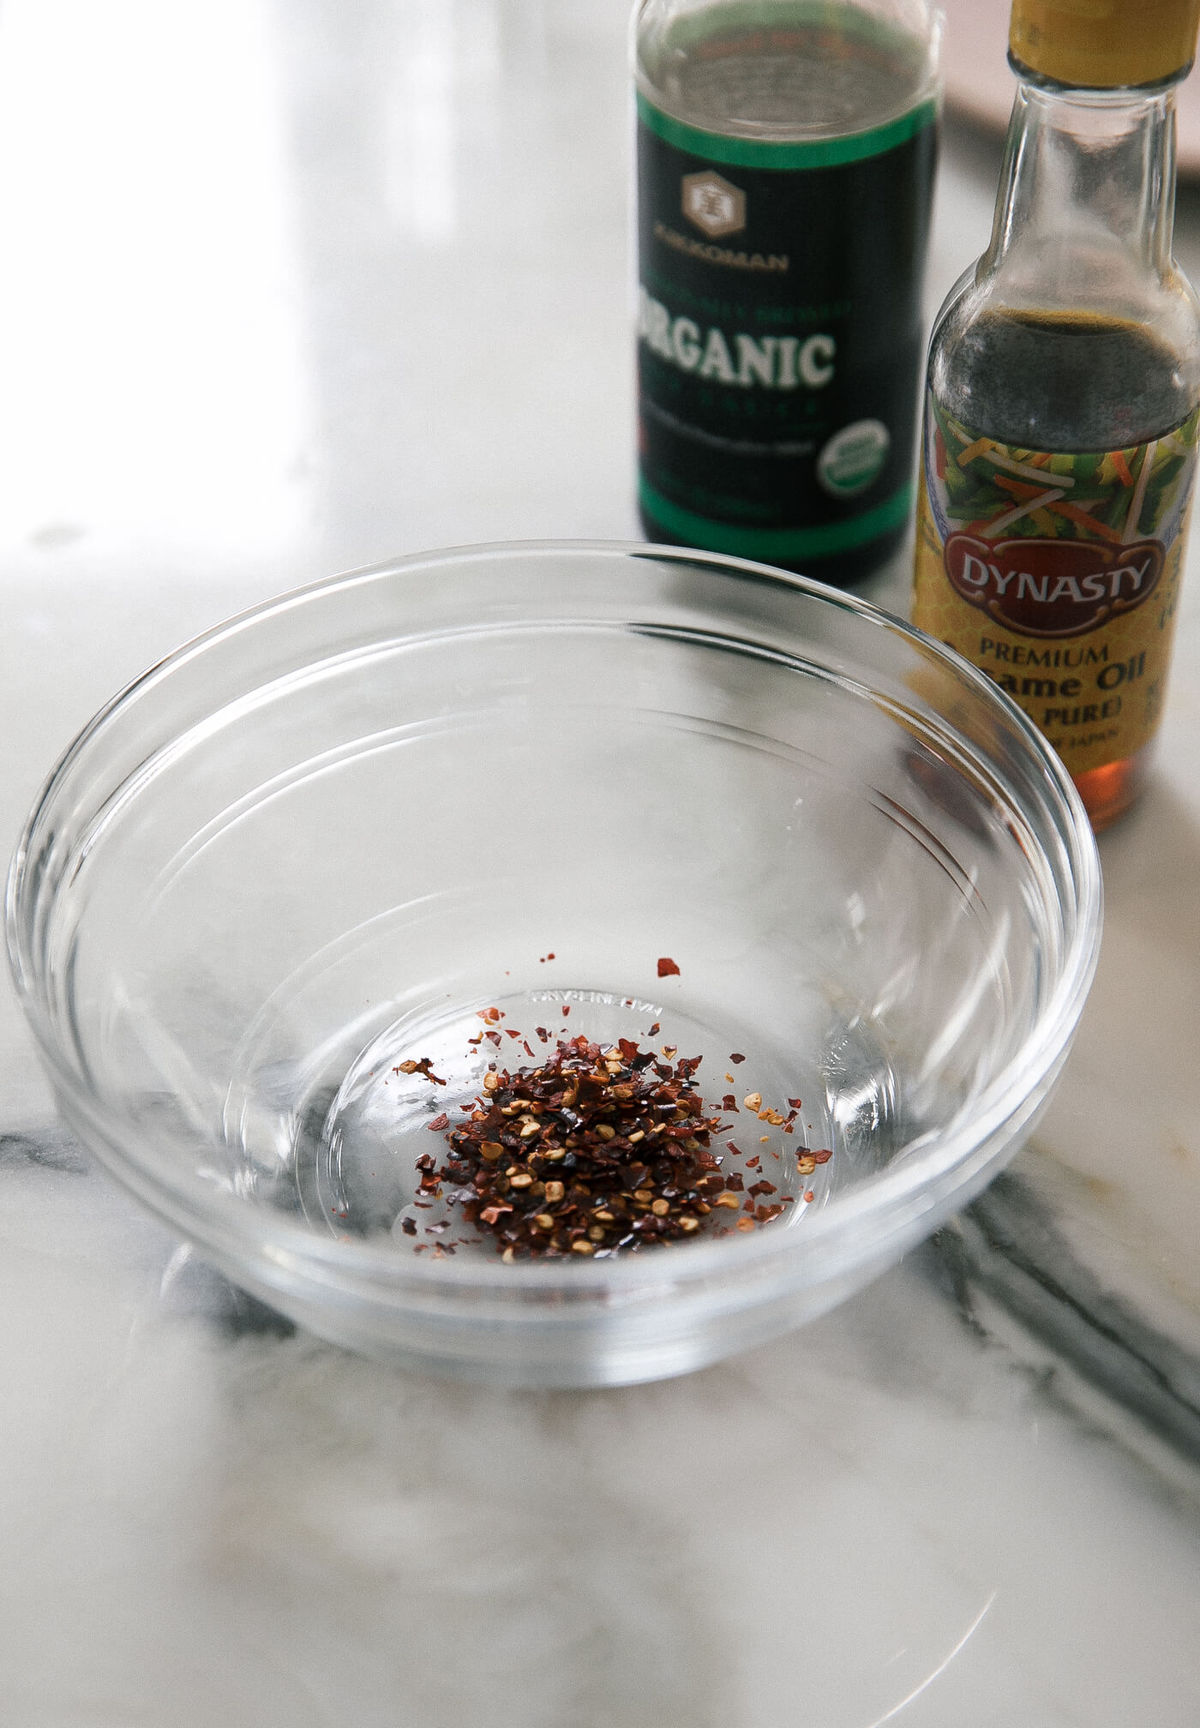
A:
399,1029,828,1261
392,966,834,1258
416,1034,747,1260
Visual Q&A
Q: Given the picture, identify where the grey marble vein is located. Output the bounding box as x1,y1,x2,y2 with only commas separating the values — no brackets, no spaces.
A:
946,1169,1200,1461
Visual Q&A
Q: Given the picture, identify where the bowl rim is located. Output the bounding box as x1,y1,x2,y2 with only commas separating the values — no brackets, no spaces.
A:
5,538,1104,1300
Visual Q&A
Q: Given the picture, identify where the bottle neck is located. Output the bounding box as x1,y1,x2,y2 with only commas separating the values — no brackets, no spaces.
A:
982,74,1179,296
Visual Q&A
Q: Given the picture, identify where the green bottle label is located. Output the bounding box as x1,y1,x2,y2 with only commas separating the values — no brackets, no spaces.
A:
636,89,936,564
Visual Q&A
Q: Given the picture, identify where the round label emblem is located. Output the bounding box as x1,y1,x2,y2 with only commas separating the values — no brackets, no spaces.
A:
817,419,890,497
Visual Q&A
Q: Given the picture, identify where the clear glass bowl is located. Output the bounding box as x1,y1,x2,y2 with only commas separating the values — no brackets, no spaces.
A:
6,543,1102,1386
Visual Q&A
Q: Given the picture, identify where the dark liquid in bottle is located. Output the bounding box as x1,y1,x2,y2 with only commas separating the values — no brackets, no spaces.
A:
934,307,1193,451
637,3,935,587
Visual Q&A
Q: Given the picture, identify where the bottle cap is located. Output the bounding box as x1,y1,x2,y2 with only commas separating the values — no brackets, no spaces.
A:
1009,0,1200,87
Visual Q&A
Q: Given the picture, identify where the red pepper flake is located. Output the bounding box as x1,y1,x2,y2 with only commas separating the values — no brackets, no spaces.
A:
648,1021,661,1035
394,1056,447,1085
657,956,680,978
804,1190,815,1203
812,1149,832,1164
402,1025,831,1260
787,1098,802,1109
729,1052,746,1065
562,1004,571,1016
419,1034,763,1260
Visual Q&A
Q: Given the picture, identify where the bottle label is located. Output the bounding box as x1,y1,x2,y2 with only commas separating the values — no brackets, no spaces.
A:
636,88,937,564
912,392,1200,775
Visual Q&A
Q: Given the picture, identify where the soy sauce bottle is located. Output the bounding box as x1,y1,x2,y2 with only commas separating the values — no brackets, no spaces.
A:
912,0,1200,829
633,0,940,585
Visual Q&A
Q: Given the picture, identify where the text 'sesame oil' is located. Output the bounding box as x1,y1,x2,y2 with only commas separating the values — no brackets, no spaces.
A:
633,0,940,586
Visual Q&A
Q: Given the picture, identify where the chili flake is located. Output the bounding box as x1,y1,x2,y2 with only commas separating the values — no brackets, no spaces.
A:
400,993,833,1259
395,1056,446,1085
657,957,681,978
424,1033,777,1259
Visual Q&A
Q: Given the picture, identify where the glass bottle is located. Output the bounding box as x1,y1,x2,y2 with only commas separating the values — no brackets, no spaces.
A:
633,0,941,586
912,0,1200,830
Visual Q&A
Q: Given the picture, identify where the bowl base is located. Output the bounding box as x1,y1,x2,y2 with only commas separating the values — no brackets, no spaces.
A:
287,983,859,1261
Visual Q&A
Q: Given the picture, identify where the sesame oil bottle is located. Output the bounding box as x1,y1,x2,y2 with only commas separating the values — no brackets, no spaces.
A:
912,0,1200,828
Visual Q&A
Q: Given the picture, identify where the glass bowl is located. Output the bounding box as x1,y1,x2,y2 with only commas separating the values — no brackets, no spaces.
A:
7,542,1102,1386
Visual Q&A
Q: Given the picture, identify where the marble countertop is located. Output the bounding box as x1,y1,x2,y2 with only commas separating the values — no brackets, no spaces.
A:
0,3,1197,1723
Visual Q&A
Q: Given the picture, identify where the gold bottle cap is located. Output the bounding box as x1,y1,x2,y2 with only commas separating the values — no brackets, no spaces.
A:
1009,0,1200,87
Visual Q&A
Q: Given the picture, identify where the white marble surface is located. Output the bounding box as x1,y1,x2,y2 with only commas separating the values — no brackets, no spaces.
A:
0,3,1198,1723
